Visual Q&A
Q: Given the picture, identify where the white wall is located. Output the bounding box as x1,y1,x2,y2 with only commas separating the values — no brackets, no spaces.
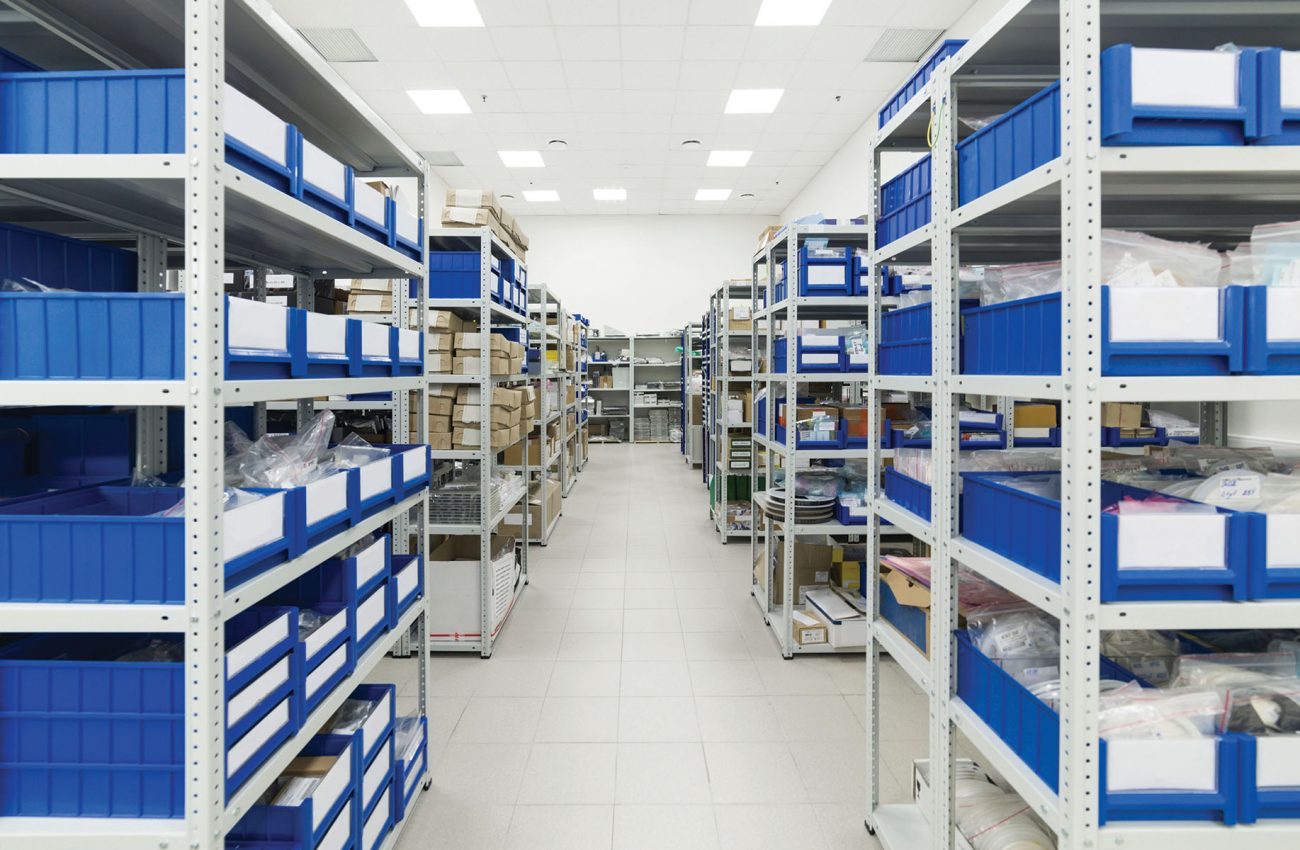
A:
514,215,774,335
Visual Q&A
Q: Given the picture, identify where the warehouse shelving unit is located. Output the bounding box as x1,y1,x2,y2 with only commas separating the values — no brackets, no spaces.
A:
427,227,531,657
576,313,591,471
0,3,432,849
709,282,761,543
700,310,713,482
524,284,573,543
751,224,874,657
630,333,685,444
680,322,703,466
588,333,631,443
863,3,1300,849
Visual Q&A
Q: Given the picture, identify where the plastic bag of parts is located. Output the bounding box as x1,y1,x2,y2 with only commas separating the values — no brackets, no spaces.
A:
0,277,70,293
1103,630,1182,685
1099,682,1225,739
960,449,1060,474
326,698,374,735
1159,470,1300,514
1030,677,1132,712
116,637,184,663
152,486,265,518
1104,494,1218,516
1148,442,1285,475
227,411,338,489
340,533,376,559
1101,229,1224,288
957,784,1056,850
980,261,1061,305
1224,678,1300,735
1251,219,1300,287
986,473,1061,501
298,609,327,640
841,325,869,360
394,715,424,759
268,775,321,807
1172,652,1299,688
792,468,841,500
966,604,1061,687
899,289,933,307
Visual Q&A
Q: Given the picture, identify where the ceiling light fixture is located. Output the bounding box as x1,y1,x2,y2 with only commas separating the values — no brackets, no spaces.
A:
724,89,784,114
707,150,752,167
406,89,471,114
402,0,484,27
695,189,731,201
523,190,559,202
680,139,702,148
755,0,832,26
499,150,545,168
593,188,627,201
547,139,568,150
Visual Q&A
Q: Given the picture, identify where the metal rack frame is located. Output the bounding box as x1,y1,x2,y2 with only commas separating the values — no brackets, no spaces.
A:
524,284,577,544
0,3,431,848
709,282,760,543
630,333,685,444
864,2,1300,848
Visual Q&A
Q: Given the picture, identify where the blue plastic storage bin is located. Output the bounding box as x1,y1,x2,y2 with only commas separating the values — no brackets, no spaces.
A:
392,716,428,823
878,40,967,128
352,180,392,245
876,155,931,248
957,82,1060,206
878,301,932,376
0,221,137,293
224,85,298,193
961,286,1246,376
358,778,393,850
1100,426,1168,447
296,135,354,224
956,631,1239,823
883,467,931,523
1243,285,1300,374
269,563,357,717
798,245,852,296
387,554,424,627
879,572,928,654
836,498,870,526
391,205,423,261
0,485,293,605
0,626,300,817
960,471,1249,601
1239,734,1300,822
1101,44,1257,145
426,251,482,299
1254,47,1300,145
357,730,393,825
228,735,356,850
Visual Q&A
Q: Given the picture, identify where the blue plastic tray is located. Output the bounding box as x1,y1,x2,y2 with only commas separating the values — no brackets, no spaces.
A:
881,155,931,216
957,82,1060,206
387,554,424,627
960,471,1249,601
876,161,931,247
798,245,852,296
883,467,931,523
229,734,356,850
961,286,1246,376
1254,47,1300,145
956,630,1239,823
879,573,927,654
1100,426,1168,447
878,40,967,128
878,301,932,376
1243,285,1300,374
392,717,428,823
1101,44,1256,145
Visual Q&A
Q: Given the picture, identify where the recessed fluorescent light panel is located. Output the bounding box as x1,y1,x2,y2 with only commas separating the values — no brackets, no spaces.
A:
499,150,545,168
407,89,471,114
724,89,784,114
523,190,559,202
403,0,483,27
695,189,731,201
755,0,832,26
707,150,752,167
593,188,627,201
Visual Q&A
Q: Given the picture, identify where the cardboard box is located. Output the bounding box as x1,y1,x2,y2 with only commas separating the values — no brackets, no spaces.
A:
566,384,577,405
428,332,454,353
347,291,392,313
429,431,451,451
759,541,834,606
728,303,753,331
453,403,514,429
1102,403,1142,429
453,425,512,450
426,309,463,334
428,383,458,400
756,224,782,252
427,352,453,374
455,385,523,409
454,332,511,354
504,435,543,466
285,755,339,777
445,189,499,211
793,610,829,646
428,533,520,637
502,477,562,538
441,206,523,257
1015,403,1058,428
454,353,512,376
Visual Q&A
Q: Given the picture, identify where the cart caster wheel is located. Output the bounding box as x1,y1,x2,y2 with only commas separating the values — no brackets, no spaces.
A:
865,822,876,836
423,778,433,791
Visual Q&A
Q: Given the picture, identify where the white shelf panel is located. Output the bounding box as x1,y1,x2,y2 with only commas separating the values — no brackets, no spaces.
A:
875,375,936,394
949,374,1063,399
2,375,426,408
872,804,932,850
873,620,931,694
871,225,933,265
754,373,873,384
873,497,933,544
1101,376,1300,403
424,300,530,325
951,537,1064,620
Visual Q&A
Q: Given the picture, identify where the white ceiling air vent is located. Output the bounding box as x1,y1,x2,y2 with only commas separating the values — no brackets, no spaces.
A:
865,28,945,62
299,28,376,62
423,152,464,167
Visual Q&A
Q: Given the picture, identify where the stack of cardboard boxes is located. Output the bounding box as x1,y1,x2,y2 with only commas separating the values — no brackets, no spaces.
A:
502,477,562,538
453,330,525,377
1013,402,1058,443
416,384,538,452
343,279,396,320
415,386,456,451
311,280,349,314
440,190,529,260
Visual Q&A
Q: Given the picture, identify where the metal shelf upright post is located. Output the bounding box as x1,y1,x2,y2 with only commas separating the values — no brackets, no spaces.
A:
710,282,761,542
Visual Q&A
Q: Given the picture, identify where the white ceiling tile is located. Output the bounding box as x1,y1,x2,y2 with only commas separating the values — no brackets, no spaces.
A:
748,150,792,167
804,25,885,60
525,113,580,132
620,0,690,25
622,90,676,114
347,27,436,62
716,113,773,135
618,113,672,133
733,60,799,88
400,130,449,148
888,0,972,27
682,26,750,61
743,28,816,62
273,0,385,26
677,61,739,90
515,89,576,112
348,89,422,114
472,90,524,113
423,29,499,62
570,89,625,114
821,0,901,25
844,61,912,91
686,0,762,26
504,61,569,89
787,60,858,89
334,61,448,91
439,131,494,149
621,62,680,91
802,133,853,151
779,89,842,114
563,61,623,89
555,26,622,61
547,0,619,25
620,26,686,61
445,61,514,90
672,90,729,114
668,113,721,134
788,149,829,166
489,26,561,61
478,0,554,26
572,111,616,132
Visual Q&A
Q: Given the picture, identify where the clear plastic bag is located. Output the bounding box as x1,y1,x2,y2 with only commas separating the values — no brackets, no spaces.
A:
793,468,842,500
959,790,1056,850
1099,683,1224,739
1102,229,1223,288
298,609,326,640
1172,652,1298,688
1251,219,1300,287
899,289,933,308
228,411,339,489
980,261,1061,305
1103,630,1182,685
326,698,374,735
116,638,184,662
967,604,1060,687
394,714,424,759
269,775,321,807
152,486,265,518
0,277,69,293
1224,678,1300,735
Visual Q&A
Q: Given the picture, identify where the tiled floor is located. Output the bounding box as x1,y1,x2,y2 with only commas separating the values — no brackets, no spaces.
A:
387,443,928,850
